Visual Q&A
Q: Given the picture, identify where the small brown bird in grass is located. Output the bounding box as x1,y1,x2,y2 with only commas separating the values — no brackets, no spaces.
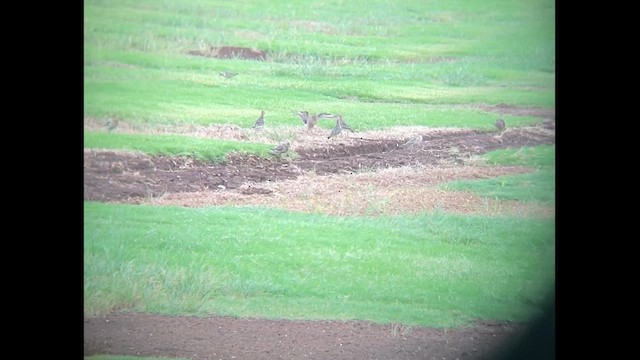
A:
401,135,423,148
104,118,119,132
252,110,265,129
219,71,238,79
495,119,506,132
270,141,290,158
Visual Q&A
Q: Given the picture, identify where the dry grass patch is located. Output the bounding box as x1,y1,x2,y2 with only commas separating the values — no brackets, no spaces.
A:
84,118,250,140
143,164,553,217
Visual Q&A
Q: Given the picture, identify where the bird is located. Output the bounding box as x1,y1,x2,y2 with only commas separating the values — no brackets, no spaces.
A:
306,115,319,130
219,71,238,79
252,110,265,129
495,119,506,132
104,118,119,132
296,111,336,130
308,113,336,130
270,141,290,158
401,135,423,148
336,115,354,133
316,113,334,120
295,111,310,125
328,120,343,139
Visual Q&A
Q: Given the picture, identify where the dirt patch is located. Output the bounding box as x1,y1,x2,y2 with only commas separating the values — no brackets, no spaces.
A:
144,166,553,217
84,150,302,202
84,123,555,209
84,311,527,360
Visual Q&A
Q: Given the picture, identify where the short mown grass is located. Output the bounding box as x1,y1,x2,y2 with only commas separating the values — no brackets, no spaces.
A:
445,168,555,204
85,202,554,328
84,0,555,130
477,145,556,167
84,132,277,162
443,145,555,204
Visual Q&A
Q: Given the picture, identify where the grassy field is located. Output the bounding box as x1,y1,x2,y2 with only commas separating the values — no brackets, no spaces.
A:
84,132,276,162
84,0,555,337
84,0,554,132
445,145,556,203
84,203,554,326
84,145,555,327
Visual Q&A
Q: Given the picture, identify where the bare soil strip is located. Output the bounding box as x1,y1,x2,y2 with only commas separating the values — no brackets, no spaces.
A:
84,119,555,217
84,311,526,360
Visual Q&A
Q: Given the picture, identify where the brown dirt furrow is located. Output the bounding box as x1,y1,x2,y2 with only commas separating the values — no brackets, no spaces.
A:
84,122,555,203
84,311,526,360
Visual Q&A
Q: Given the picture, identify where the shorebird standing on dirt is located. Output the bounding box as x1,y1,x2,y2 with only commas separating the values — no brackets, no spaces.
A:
270,141,290,158
219,71,238,79
104,118,119,132
306,114,320,130
335,115,354,133
296,111,336,130
493,119,507,144
401,135,423,148
328,119,343,139
252,110,265,129
295,111,311,125
307,113,336,130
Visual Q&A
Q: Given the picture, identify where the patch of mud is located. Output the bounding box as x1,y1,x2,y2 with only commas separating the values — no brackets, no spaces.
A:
291,126,554,176
84,150,301,202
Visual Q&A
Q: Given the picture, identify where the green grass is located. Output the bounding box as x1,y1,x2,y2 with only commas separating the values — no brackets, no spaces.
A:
85,202,554,327
83,0,555,331
444,168,555,203
84,0,555,128
478,145,556,167
443,145,555,204
84,132,277,162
